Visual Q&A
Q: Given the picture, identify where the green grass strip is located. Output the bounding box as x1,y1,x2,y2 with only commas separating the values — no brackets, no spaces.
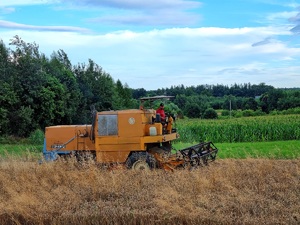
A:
173,140,300,159
0,144,43,158
1,141,299,160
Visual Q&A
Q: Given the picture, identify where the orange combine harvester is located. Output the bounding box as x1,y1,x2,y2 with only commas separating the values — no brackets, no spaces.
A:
43,96,218,171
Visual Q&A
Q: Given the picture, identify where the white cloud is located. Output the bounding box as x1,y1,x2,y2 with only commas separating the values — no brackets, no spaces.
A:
267,10,296,22
61,0,202,10
0,7,16,14
0,20,90,33
59,0,202,27
1,24,300,90
89,10,200,26
1,0,299,89
0,0,56,7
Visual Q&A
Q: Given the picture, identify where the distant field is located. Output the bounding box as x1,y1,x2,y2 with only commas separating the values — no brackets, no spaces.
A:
176,114,300,143
1,114,299,160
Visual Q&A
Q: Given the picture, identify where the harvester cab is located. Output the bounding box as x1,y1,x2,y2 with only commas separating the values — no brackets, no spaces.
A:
42,96,218,170
139,95,176,135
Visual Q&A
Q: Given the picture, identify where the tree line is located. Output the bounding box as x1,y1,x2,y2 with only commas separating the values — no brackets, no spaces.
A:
134,84,300,118
0,36,135,137
1,36,299,137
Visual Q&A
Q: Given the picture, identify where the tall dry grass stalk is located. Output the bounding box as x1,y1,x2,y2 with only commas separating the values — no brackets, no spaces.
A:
0,156,299,225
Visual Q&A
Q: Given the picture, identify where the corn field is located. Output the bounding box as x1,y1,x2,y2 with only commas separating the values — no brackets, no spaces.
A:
175,114,300,143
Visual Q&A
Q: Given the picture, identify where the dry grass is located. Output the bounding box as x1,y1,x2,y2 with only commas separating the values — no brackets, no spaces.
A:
0,157,299,225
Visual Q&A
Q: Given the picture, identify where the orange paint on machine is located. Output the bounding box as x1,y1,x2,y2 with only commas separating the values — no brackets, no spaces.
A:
43,96,218,170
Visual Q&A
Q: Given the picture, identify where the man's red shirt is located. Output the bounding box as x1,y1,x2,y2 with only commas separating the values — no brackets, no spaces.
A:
156,108,165,120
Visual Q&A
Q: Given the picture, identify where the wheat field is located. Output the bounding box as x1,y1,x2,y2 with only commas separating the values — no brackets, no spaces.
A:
0,157,299,225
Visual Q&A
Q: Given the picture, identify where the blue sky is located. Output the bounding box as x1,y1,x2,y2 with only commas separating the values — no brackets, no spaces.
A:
1,0,300,90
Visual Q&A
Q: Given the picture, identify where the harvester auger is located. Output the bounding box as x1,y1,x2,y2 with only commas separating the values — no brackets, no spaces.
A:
42,95,219,170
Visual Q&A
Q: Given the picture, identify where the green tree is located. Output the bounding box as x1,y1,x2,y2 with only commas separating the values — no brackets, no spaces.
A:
114,80,134,109
11,106,34,137
8,35,45,135
203,108,218,119
277,90,300,110
174,94,187,109
132,88,147,99
243,97,258,110
184,103,201,118
259,89,284,113
48,50,82,124
0,82,19,135
74,59,115,123
223,95,237,110
35,76,66,128
7,36,70,135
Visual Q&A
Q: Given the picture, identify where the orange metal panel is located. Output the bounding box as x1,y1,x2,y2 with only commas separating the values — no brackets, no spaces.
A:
117,137,141,144
97,143,141,151
142,133,178,144
118,112,144,137
95,136,119,145
96,151,130,163
45,125,94,151
96,137,142,151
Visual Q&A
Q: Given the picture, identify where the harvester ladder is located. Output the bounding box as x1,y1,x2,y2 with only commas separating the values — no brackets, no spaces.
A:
77,134,86,150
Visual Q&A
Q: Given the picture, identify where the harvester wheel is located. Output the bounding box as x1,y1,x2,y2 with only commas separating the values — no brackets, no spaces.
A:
132,160,150,170
126,152,156,170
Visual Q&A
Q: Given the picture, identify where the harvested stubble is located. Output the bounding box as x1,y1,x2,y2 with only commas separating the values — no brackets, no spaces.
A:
0,157,299,225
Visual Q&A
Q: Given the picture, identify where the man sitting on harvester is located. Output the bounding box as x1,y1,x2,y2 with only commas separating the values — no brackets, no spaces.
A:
156,103,166,121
